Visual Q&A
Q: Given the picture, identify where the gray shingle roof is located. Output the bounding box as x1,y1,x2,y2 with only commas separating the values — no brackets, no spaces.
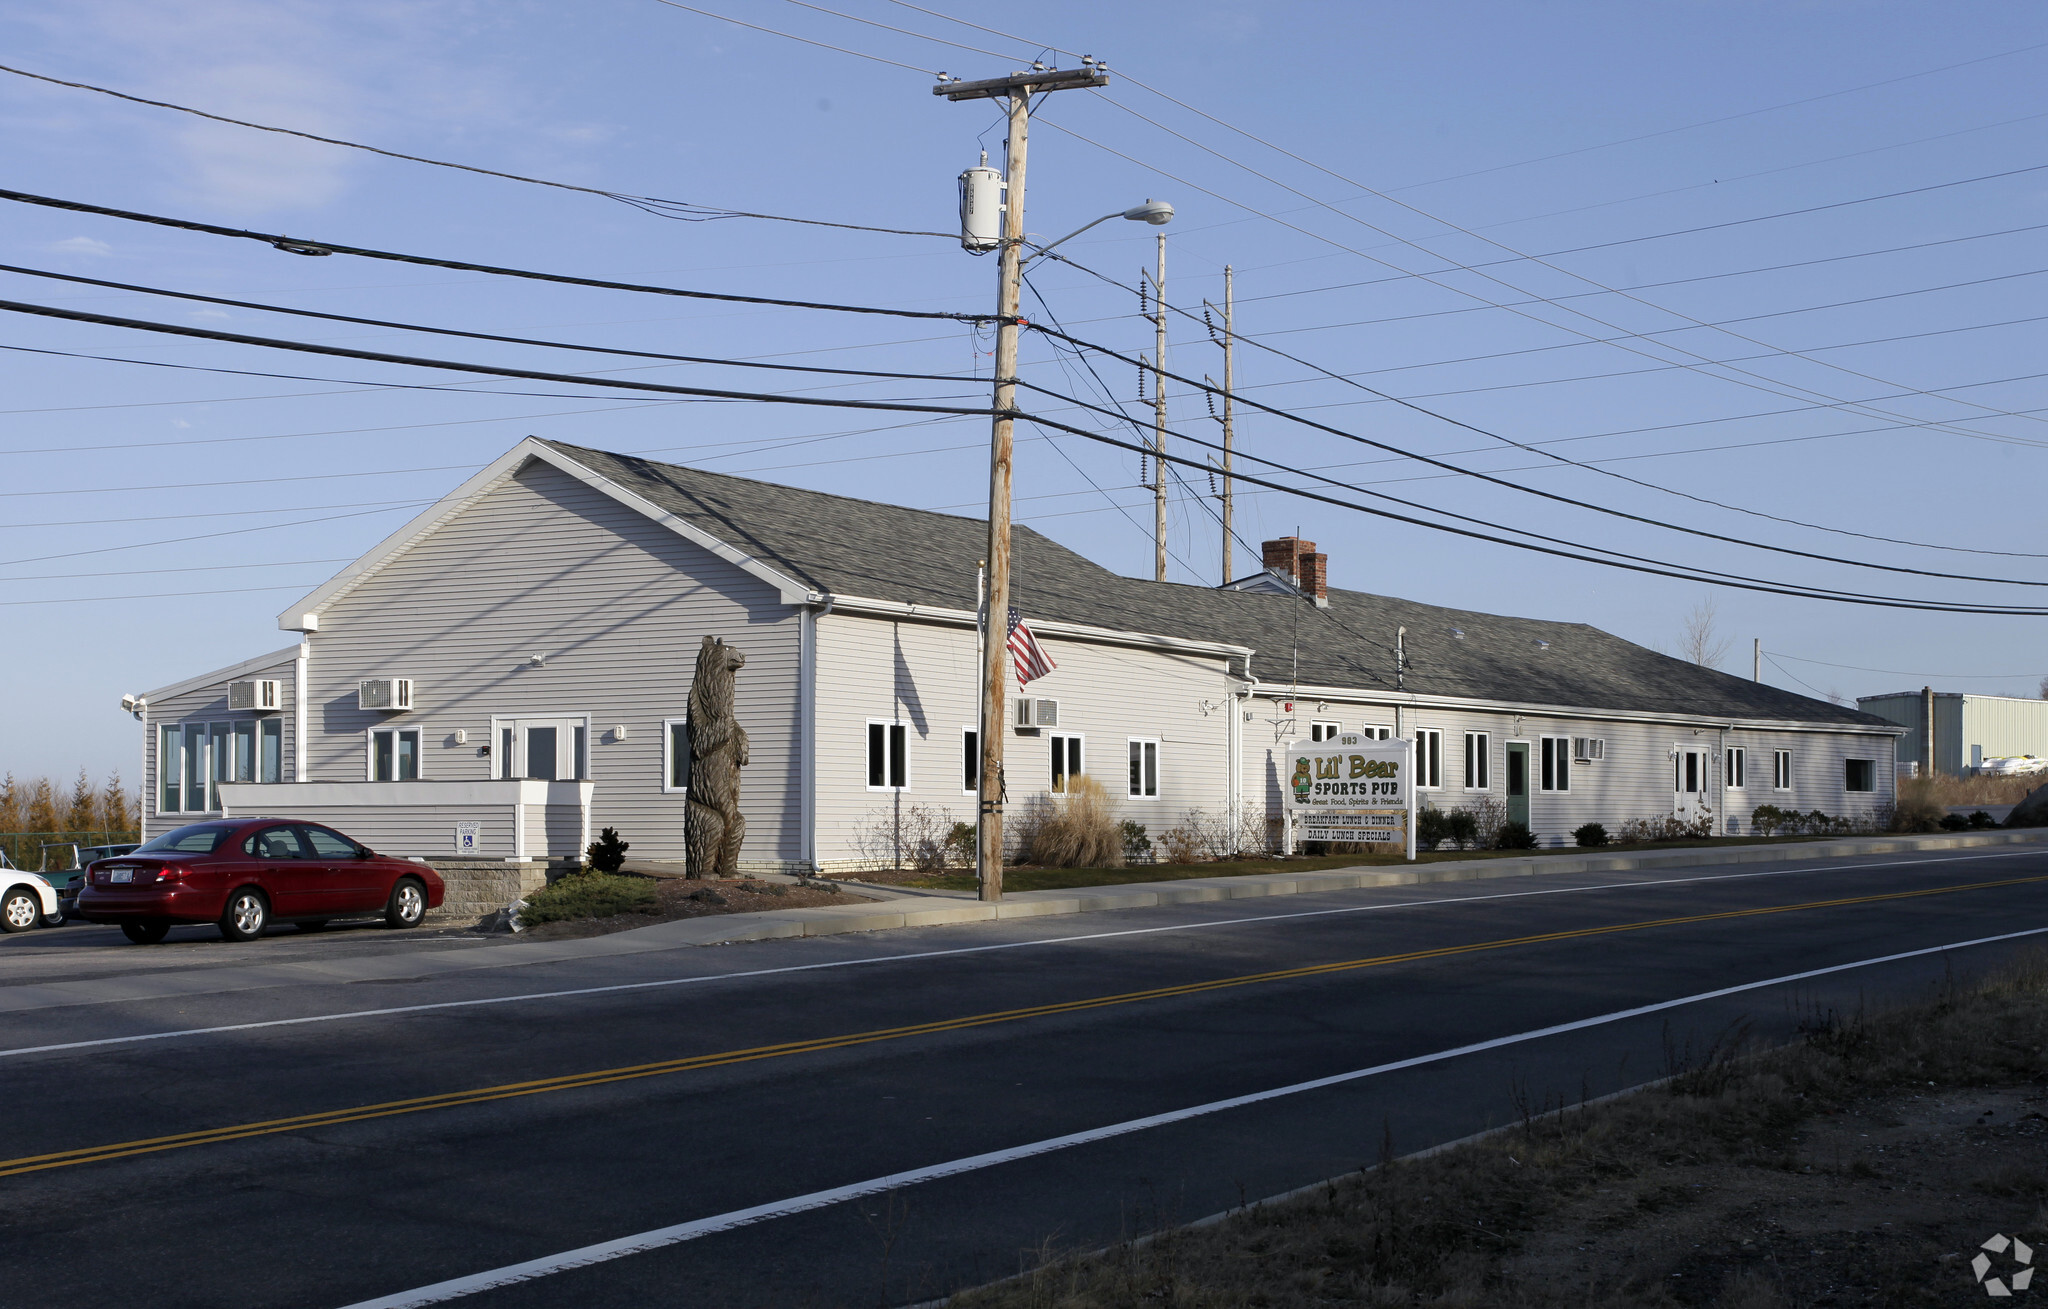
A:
545,440,1887,728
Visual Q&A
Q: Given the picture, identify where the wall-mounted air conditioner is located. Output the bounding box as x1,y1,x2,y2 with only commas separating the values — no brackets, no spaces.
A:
1573,737,1605,761
228,679,281,712
358,678,415,711
1015,698,1059,729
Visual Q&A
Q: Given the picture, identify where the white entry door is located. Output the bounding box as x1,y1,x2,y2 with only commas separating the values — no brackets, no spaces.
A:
499,718,587,781
1674,747,1710,824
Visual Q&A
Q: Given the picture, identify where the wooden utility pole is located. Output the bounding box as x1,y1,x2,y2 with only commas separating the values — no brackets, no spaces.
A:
938,64,1107,903
1752,637,1760,682
1148,235,1169,581
1220,264,1235,584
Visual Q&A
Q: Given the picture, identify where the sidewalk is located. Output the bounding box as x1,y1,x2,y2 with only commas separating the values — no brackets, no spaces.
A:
656,828,2047,947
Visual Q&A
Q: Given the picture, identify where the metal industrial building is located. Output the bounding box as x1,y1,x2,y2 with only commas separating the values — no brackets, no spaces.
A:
1858,689,2048,776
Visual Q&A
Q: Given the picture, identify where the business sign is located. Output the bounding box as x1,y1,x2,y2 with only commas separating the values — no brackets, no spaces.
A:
1282,734,1414,859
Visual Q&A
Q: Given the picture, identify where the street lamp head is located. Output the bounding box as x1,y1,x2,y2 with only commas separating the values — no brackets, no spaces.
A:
1122,199,1174,226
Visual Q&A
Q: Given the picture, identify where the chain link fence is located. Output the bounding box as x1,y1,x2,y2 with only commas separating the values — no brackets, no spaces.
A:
0,831,142,871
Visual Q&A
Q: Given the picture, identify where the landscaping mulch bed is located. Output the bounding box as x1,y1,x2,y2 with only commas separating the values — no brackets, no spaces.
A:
951,955,2048,1308
512,877,864,941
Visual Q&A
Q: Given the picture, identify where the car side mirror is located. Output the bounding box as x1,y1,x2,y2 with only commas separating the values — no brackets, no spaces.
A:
355,848,373,859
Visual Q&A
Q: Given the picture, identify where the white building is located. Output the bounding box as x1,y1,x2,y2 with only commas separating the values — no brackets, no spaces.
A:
131,438,1903,873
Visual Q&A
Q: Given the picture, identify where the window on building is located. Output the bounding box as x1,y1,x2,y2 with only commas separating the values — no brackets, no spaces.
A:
963,729,979,793
1846,758,1876,792
1415,729,1443,789
1540,736,1572,792
1310,720,1341,742
866,721,908,790
1773,749,1792,790
1464,732,1490,790
1358,724,1392,740
499,726,515,780
1050,734,1084,793
259,719,282,783
664,718,691,792
160,720,276,814
370,728,421,781
1726,747,1746,789
575,724,588,781
1127,739,1160,798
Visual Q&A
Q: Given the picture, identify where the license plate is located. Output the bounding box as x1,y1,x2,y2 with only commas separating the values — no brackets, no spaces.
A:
110,868,133,883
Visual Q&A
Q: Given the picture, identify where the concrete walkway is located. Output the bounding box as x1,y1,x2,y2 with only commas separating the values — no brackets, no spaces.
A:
1,829,2038,1018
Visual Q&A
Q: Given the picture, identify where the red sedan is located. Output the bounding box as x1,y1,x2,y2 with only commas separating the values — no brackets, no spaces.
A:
77,819,446,945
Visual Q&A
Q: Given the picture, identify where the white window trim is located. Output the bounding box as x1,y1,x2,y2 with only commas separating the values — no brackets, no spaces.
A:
1357,723,1392,740
489,714,594,783
1309,719,1342,743
365,726,425,782
1126,736,1161,800
1049,732,1085,794
865,718,909,792
961,726,979,796
1773,748,1793,791
1539,735,1573,793
1726,746,1746,790
1414,728,1444,790
1463,731,1491,791
663,717,690,794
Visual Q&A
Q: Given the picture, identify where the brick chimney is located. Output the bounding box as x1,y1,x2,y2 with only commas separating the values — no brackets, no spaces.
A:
1259,536,1329,606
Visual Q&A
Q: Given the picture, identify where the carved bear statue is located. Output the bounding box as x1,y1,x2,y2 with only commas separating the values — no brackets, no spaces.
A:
684,636,749,879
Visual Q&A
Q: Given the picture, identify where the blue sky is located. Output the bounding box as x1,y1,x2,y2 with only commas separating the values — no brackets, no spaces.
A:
4,0,2047,783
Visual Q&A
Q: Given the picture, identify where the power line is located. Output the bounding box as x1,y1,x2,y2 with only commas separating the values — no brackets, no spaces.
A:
1768,651,2046,680
1761,652,1841,701
1010,404,2048,615
774,0,1027,62
1029,323,2048,586
0,189,988,321
0,583,326,609
3,497,427,531
1036,248,2048,557
0,63,953,240
1055,102,2048,446
0,297,995,417
0,263,974,385
0,557,353,582
649,0,939,73
0,502,431,570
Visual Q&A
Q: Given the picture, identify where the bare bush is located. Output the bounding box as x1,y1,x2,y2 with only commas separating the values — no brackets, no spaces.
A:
1025,776,1124,869
850,802,965,872
1887,777,1947,833
1452,795,1507,850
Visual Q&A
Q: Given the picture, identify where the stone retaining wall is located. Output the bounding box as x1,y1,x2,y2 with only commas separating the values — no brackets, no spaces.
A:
416,859,551,924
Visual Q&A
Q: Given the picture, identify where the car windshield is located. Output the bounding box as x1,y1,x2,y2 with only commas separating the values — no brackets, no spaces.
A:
134,824,236,854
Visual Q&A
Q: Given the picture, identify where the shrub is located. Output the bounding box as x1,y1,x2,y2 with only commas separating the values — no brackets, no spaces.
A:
1445,809,1478,850
1495,820,1537,850
1026,776,1124,868
1157,816,1203,865
946,821,976,868
519,871,655,925
1750,803,1789,837
1939,812,1970,832
853,804,965,871
1970,809,1997,829
584,826,630,873
1417,806,1451,851
1890,777,1946,833
1119,820,1152,862
1573,822,1609,847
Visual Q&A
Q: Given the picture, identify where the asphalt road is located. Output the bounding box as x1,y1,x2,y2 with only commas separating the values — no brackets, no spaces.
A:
4,842,2047,1309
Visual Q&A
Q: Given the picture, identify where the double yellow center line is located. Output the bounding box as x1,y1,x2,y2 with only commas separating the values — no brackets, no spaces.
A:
9,870,2045,1180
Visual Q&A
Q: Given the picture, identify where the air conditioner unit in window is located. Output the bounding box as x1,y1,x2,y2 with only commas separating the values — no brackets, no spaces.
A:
1573,737,1604,761
227,678,281,712
1015,697,1059,729
358,678,414,711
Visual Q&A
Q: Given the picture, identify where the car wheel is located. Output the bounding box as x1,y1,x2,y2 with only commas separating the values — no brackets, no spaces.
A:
219,889,269,942
295,920,330,933
385,878,427,929
121,920,171,945
1,887,41,933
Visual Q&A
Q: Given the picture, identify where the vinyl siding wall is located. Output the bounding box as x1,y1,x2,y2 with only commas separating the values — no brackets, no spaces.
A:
141,651,299,839
1243,694,1898,847
294,459,802,867
811,612,1238,871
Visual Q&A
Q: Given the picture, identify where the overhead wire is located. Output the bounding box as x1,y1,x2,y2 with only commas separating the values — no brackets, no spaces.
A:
0,189,990,321
1767,652,2046,680
649,0,939,73
0,63,953,239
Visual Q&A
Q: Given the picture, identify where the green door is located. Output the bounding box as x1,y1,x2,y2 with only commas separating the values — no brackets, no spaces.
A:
1505,742,1530,827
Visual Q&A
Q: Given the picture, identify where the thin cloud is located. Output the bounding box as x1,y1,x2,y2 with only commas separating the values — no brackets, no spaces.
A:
47,236,112,257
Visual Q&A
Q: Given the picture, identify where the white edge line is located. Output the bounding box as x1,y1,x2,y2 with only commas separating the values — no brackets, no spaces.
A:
7,847,2041,1060
335,923,2048,1309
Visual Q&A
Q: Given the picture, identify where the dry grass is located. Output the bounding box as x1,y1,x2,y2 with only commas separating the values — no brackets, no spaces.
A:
949,952,2048,1308
1026,776,1125,869
1915,772,2043,807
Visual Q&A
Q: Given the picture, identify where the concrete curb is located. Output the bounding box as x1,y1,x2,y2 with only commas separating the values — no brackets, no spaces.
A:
630,829,2048,948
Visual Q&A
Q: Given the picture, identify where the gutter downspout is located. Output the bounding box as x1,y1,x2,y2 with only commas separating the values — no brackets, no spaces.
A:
293,639,310,784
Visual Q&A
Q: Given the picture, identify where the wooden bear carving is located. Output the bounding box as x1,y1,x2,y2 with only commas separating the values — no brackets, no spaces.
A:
685,636,749,878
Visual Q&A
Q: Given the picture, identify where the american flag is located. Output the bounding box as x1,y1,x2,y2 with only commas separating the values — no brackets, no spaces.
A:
1007,606,1057,685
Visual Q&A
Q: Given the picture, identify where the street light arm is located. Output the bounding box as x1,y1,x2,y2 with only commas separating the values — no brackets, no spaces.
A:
1019,212,1119,266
